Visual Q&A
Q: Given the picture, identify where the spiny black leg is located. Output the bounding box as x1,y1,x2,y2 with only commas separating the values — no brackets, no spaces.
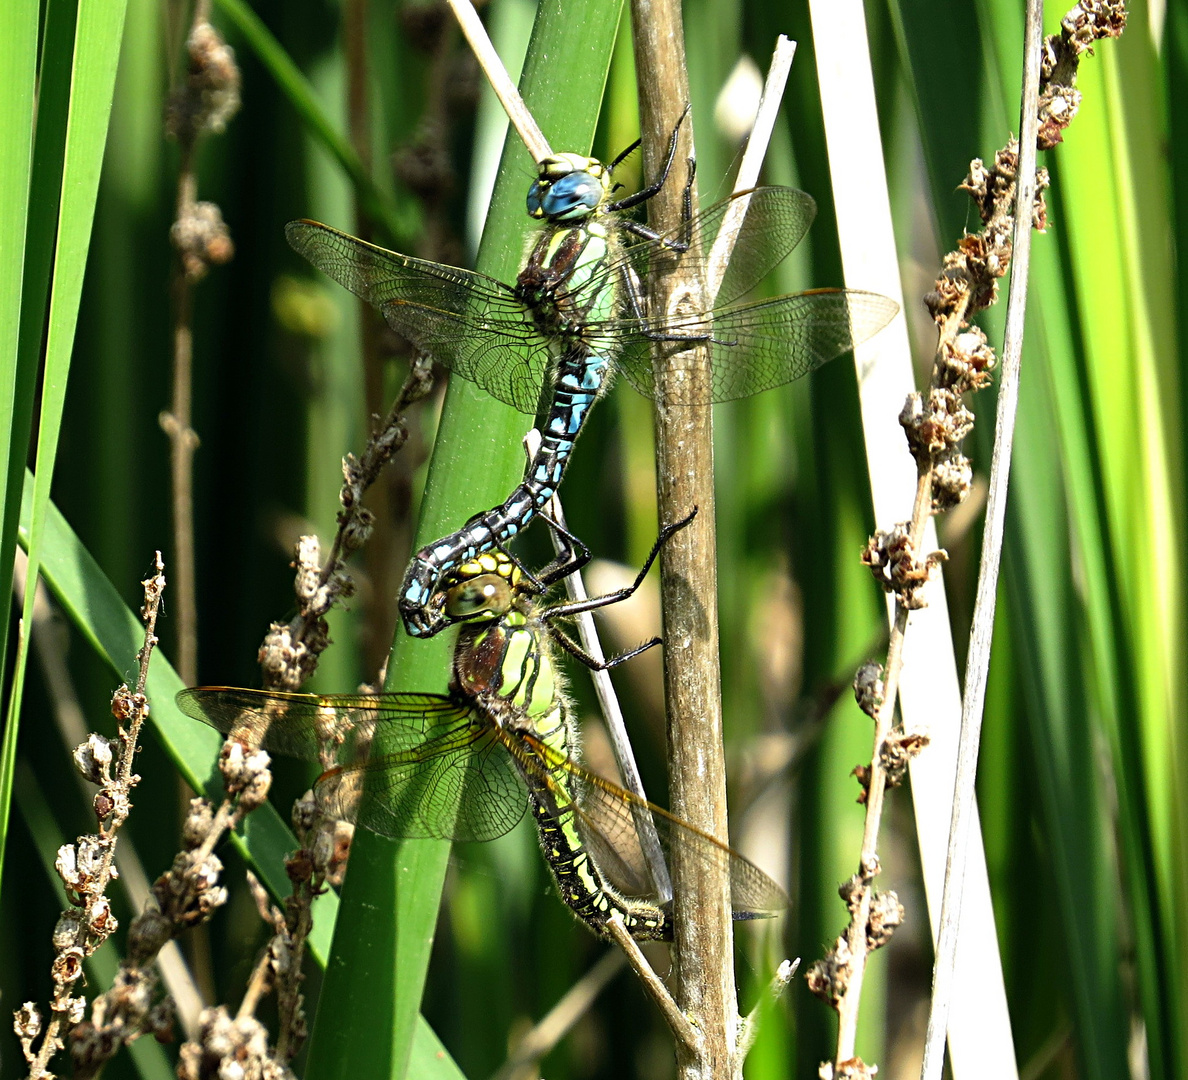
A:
485,525,549,597
617,219,670,245
544,507,697,622
550,626,664,672
533,510,593,588
620,262,648,324
608,136,642,175
604,104,691,214
678,155,697,247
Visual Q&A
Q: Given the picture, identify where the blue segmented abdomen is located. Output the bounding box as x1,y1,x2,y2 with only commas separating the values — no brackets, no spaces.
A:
398,345,612,638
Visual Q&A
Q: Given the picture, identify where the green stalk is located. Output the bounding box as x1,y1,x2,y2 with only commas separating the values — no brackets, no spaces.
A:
0,0,129,901
301,5,623,1078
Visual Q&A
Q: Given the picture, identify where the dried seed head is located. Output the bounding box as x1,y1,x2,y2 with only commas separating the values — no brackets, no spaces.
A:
291,790,319,835
880,731,931,788
867,890,905,950
64,996,87,1025
93,788,117,821
128,907,173,962
147,1000,176,1043
111,686,134,722
258,622,318,693
53,909,84,950
57,837,105,895
166,21,241,142
182,798,215,849
52,946,85,985
852,661,885,718
177,1006,276,1080
931,453,973,512
87,896,117,938
804,934,853,1009
14,1001,43,1040
218,740,271,797
74,733,115,785
171,201,234,281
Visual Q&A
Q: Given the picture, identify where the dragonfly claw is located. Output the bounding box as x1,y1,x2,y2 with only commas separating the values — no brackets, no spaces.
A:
399,556,450,638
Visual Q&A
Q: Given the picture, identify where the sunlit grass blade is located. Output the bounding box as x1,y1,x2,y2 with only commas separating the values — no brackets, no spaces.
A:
4,0,129,905
300,3,625,1077
0,0,40,899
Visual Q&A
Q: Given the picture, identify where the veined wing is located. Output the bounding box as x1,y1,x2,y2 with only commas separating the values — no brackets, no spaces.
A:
286,221,551,414
559,187,818,324
614,288,900,405
176,687,528,843
509,731,787,919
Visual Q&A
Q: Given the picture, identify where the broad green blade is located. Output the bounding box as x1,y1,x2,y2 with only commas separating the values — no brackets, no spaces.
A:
0,0,39,899
301,3,625,1077
3,0,129,903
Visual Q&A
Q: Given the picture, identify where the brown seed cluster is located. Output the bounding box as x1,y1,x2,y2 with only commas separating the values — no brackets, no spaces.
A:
165,20,242,144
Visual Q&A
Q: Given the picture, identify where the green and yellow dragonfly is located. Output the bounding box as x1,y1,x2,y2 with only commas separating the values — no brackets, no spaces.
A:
177,517,785,940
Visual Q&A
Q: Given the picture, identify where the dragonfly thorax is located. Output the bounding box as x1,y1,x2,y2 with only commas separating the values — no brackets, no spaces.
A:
516,223,617,348
453,613,558,721
526,154,611,223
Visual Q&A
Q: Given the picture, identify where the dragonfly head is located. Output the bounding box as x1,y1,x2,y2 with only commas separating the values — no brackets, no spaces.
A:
527,154,611,223
443,552,523,624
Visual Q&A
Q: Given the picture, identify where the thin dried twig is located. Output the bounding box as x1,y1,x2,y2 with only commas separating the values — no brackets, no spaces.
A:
161,5,240,688
444,0,551,161
919,0,1043,1074
604,914,700,1052
258,355,435,692
630,14,792,1078
16,557,171,1079
16,550,205,1038
800,2,1127,1074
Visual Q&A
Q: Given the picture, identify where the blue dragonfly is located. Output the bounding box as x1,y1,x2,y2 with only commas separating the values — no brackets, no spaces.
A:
287,120,898,638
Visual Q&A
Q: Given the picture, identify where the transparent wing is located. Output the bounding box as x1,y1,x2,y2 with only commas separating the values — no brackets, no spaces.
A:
609,186,819,309
511,732,787,919
175,687,527,843
286,221,551,414
316,724,527,842
615,288,900,405
565,186,818,323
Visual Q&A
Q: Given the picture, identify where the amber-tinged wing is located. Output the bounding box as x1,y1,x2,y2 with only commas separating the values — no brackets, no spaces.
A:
176,687,528,842
507,731,787,920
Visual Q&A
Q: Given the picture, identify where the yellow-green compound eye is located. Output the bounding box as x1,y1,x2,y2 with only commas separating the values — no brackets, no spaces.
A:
444,575,513,621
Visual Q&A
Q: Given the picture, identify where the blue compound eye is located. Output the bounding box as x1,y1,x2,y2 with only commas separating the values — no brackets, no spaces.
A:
526,171,604,221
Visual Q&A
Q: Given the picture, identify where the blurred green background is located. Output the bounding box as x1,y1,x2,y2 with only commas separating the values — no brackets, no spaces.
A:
2,0,1183,1078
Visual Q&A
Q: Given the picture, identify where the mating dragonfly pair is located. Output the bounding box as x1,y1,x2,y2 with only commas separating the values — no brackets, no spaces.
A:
180,116,897,938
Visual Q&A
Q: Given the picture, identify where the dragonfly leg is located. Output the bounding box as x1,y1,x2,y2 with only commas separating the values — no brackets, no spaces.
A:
532,510,594,588
614,152,696,251
607,136,643,176
543,507,697,624
604,104,690,216
549,625,663,672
